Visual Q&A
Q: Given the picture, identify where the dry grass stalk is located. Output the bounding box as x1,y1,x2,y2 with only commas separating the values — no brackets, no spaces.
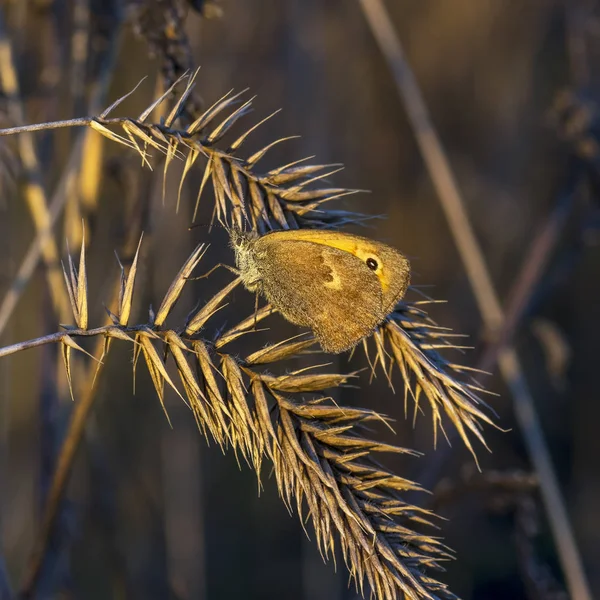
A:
0,72,363,231
0,9,72,325
357,1,591,598
0,73,500,599
0,11,123,338
3,235,470,599
0,76,497,459
20,187,146,597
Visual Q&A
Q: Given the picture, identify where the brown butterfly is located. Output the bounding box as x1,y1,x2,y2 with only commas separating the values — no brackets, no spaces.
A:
231,229,410,353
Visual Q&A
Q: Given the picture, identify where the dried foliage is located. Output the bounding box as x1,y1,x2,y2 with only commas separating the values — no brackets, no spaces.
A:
4,236,458,599
0,73,501,599
376,306,497,463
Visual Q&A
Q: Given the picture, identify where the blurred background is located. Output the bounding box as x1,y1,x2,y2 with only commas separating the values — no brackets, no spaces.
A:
0,0,599,598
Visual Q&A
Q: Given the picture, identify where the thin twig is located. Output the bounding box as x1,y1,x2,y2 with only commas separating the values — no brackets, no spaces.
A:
358,1,592,599
19,331,110,598
417,186,576,492
20,96,148,593
419,189,577,492
14,19,124,597
0,142,83,337
0,326,128,359
20,210,142,595
0,18,122,338
478,185,576,375
0,119,92,136
0,9,71,324
20,201,141,597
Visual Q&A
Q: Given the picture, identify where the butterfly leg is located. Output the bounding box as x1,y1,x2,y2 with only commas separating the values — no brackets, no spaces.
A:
253,290,260,331
188,263,240,280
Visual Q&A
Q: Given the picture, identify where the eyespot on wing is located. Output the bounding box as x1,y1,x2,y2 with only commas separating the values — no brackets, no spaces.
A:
256,229,411,312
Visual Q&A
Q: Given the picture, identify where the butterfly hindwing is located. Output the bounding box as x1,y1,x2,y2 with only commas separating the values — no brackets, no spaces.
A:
255,238,384,352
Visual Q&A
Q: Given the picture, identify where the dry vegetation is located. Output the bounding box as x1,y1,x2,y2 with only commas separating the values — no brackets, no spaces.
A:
0,1,597,600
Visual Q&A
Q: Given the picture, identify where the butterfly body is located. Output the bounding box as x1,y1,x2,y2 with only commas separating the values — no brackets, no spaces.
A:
231,229,410,353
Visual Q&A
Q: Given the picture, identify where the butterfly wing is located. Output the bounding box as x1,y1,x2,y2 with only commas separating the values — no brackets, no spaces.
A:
257,229,410,313
255,238,385,353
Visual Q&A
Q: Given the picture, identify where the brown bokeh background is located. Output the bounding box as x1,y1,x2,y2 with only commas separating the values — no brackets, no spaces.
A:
0,1,599,598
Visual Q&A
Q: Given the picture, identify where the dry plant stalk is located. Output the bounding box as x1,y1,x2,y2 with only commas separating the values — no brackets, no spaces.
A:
0,73,500,600
357,2,592,599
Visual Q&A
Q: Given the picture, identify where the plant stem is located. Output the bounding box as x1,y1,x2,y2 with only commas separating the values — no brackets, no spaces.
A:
358,1,592,598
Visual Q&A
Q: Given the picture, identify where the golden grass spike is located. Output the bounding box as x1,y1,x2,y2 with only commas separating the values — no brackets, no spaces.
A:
61,341,74,402
265,192,288,229
228,108,281,152
250,380,278,461
260,372,357,393
115,254,126,317
247,180,271,231
164,69,200,128
123,127,153,170
187,88,234,133
245,335,315,365
61,259,78,325
188,88,249,135
268,155,315,175
121,120,169,156
267,162,341,186
138,71,191,122
213,302,274,347
192,341,234,430
99,76,148,119
165,336,215,434
89,120,136,151
139,335,168,423
281,166,346,194
62,334,101,363
118,234,143,326
92,336,111,390
372,316,497,466
163,333,196,412
132,332,143,396
207,96,255,143
192,157,213,222
186,277,242,335
245,135,300,168
154,243,207,327
76,230,88,329
162,137,179,204
220,357,253,465
210,155,233,205
147,125,169,144
106,328,133,342
229,165,248,222
63,244,85,328
280,186,350,202
372,329,393,389
138,332,185,424
176,145,200,213
59,335,97,402
211,168,228,227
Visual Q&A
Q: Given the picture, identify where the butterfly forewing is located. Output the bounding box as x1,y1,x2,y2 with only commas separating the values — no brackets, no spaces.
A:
255,238,384,352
